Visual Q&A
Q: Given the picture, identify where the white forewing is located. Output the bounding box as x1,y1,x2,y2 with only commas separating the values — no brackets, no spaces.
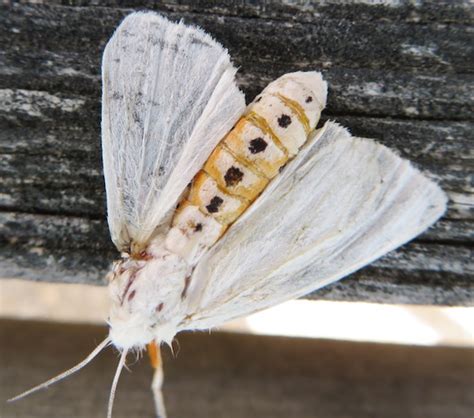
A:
102,12,245,250
182,122,447,330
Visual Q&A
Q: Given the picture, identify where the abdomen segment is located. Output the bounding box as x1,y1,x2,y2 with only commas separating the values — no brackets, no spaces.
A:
165,71,327,265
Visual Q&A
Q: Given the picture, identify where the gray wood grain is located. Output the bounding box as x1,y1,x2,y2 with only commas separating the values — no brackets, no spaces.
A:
0,1,472,305
1,319,473,418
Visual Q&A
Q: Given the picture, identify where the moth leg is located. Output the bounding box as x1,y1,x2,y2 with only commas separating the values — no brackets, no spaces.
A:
147,342,167,418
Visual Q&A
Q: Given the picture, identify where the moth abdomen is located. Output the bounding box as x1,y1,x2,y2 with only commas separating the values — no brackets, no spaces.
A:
165,71,327,265
223,117,289,179
164,200,225,264
246,94,307,156
204,144,269,200
188,170,248,224
261,72,326,131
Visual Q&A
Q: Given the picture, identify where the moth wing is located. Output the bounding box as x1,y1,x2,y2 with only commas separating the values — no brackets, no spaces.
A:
102,12,245,251
182,122,447,330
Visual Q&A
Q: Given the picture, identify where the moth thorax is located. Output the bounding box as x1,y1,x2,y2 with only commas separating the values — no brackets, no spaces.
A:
107,244,189,349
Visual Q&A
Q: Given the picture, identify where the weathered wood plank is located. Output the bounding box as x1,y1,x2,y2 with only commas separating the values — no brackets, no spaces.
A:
1,320,473,418
2,4,473,120
1,212,472,305
3,52,472,120
1,94,471,220
115,0,474,25
2,4,472,73
0,1,472,305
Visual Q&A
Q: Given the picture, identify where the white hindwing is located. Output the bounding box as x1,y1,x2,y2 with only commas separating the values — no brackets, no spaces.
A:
102,12,245,250
182,122,447,330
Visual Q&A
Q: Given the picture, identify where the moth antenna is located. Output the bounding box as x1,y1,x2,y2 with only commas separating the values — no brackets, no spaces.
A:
8,337,111,403
107,348,128,418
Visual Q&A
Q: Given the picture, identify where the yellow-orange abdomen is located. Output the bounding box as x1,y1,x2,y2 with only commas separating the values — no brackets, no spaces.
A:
165,71,327,265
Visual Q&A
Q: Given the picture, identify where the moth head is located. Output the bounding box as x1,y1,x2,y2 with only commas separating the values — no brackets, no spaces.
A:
107,243,189,350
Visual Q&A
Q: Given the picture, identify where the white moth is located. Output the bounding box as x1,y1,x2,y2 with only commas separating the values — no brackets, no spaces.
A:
10,11,447,418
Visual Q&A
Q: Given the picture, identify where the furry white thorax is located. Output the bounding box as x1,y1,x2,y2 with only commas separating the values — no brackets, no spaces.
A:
107,238,190,350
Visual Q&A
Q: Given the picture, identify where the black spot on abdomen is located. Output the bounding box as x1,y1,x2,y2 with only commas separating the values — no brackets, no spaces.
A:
206,196,224,213
278,114,292,128
194,223,203,232
306,96,313,103
224,166,244,187
248,137,268,154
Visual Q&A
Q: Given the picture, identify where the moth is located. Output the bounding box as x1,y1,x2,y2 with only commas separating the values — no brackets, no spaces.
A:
10,11,447,418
